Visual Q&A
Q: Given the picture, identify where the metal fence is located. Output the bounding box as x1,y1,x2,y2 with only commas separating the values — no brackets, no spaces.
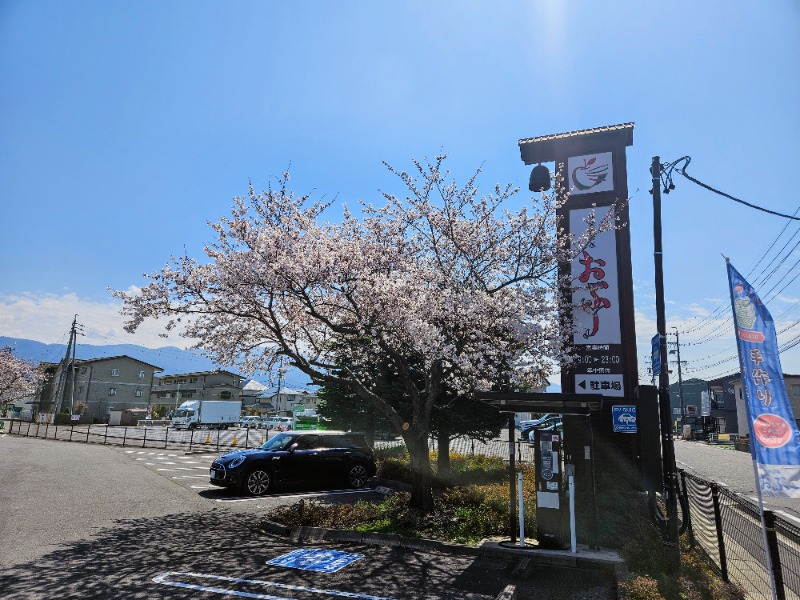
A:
1,418,534,461
680,469,800,599
1,418,269,453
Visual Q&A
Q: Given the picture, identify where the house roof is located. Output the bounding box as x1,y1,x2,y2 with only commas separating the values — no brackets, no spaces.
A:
71,355,163,371
156,369,243,379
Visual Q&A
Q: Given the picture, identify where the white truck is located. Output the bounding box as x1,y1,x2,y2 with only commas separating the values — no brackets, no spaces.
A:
171,400,241,430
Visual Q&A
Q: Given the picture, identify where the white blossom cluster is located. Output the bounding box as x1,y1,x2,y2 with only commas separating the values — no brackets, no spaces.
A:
0,348,41,404
114,157,616,431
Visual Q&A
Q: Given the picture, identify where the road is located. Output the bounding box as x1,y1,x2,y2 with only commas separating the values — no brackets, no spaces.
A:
0,433,615,599
674,438,800,524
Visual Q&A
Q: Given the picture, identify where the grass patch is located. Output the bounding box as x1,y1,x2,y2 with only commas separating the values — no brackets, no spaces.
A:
262,449,746,598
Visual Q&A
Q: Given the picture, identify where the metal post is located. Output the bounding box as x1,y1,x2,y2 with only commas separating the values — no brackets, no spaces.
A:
216,429,220,451
122,427,127,447
142,426,148,448
245,427,250,449
764,510,786,600
672,328,686,432
710,483,729,582
569,474,577,553
86,423,90,443
508,413,517,543
679,470,695,549
69,423,74,442
104,425,108,445
164,427,169,450
517,470,525,547
652,156,680,558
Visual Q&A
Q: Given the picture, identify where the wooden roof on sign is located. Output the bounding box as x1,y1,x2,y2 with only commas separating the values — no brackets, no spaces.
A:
518,122,634,165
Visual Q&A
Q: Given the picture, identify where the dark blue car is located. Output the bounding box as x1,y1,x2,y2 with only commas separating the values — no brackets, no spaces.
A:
209,431,376,495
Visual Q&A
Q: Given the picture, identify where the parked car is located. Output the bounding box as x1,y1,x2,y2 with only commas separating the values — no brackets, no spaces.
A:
209,431,377,495
520,414,561,440
239,416,263,429
264,416,293,430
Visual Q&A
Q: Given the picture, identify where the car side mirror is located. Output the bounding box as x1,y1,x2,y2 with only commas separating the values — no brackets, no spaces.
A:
289,442,298,452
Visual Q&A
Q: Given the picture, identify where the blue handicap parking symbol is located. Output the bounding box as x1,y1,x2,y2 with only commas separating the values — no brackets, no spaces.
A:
267,549,364,573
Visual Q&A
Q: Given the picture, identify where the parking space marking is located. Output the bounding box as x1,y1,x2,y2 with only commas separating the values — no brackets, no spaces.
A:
214,489,372,503
152,571,397,599
172,474,208,479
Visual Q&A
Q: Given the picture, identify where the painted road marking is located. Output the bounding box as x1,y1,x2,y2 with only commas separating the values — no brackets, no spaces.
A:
268,549,363,573
172,474,208,479
152,571,397,599
214,489,371,503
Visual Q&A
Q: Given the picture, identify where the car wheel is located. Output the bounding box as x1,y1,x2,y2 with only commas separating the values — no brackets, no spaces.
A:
346,463,369,488
241,468,272,496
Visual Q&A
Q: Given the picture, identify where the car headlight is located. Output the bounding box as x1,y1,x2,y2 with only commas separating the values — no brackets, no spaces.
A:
228,455,246,469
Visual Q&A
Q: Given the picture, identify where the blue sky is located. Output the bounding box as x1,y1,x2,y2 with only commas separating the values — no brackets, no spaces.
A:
1,1,799,384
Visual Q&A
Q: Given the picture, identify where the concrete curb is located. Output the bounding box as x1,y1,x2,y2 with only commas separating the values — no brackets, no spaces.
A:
258,518,624,599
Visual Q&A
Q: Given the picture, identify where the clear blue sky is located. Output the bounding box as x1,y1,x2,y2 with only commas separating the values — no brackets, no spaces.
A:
1,1,799,384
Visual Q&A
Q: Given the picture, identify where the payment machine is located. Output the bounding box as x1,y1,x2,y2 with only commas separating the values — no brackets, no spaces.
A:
534,427,569,548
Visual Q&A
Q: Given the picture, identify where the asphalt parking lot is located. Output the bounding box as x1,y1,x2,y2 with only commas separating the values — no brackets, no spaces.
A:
1,432,619,599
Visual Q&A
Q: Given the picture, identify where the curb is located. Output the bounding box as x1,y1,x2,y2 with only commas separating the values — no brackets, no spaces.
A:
257,518,623,599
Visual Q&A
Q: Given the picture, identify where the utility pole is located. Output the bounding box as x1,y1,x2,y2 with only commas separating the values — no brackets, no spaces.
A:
671,328,686,434
651,156,681,563
53,316,82,418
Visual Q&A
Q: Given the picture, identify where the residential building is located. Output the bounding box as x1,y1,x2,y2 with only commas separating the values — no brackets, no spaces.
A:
241,380,275,414
150,369,245,414
38,356,163,422
707,372,800,435
262,386,320,416
668,377,711,429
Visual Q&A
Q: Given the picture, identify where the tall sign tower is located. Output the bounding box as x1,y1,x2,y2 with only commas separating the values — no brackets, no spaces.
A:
519,123,642,483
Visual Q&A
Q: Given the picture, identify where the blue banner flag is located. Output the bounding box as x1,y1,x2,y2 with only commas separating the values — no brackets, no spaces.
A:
727,261,800,497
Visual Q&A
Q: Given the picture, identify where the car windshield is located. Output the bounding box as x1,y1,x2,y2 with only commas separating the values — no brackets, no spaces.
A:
259,434,296,451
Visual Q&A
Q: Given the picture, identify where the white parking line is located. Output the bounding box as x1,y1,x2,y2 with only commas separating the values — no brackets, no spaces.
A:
172,475,208,479
153,571,397,599
214,489,371,503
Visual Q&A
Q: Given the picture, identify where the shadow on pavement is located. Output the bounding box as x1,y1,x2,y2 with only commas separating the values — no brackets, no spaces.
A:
1,510,616,599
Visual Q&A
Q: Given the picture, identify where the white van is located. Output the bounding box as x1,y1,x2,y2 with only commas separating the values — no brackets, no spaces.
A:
264,416,293,430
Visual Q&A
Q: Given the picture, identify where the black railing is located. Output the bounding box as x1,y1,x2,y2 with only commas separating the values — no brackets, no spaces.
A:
680,469,800,599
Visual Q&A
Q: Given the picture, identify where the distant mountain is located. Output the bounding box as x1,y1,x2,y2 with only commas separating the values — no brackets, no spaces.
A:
0,336,312,389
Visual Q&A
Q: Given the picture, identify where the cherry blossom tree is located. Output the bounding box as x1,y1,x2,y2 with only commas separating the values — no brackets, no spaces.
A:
0,348,41,407
114,156,614,511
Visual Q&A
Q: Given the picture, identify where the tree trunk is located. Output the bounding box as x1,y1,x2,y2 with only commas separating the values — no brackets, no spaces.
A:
404,429,435,512
437,430,451,477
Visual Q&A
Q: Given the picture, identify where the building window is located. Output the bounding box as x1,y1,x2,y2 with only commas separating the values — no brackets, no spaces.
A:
220,391,232,400
135,389,143,397
80,367,87,375
138,370,146,379
109,388,117,396
111,368,120,377
792,385,800,398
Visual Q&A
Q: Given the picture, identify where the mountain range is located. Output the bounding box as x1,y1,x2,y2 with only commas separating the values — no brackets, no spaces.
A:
0,336,311,389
